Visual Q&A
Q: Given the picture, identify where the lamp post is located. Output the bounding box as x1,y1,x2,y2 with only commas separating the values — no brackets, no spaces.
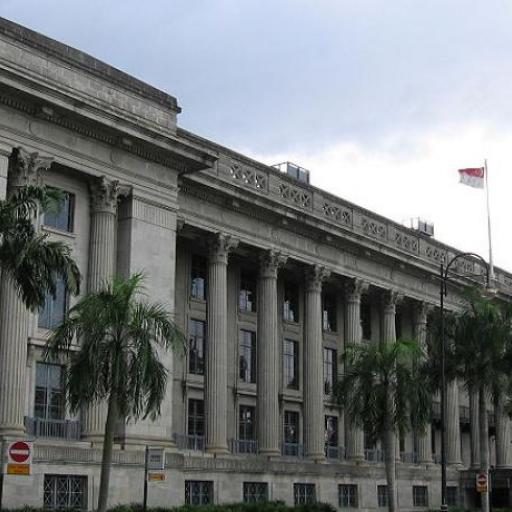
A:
439,252,492,512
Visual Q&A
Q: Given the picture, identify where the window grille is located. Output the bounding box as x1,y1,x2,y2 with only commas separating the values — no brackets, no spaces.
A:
413,486,428,507
43,475,87,510
188,319,205,375
323,348,337,395
187,399,204,437
243,482,268,503
35,363,65,421
446,486,458,506
377,485,389,508
294,483,316,505
283,339,299,389
339,484,358,508
185,480,213,505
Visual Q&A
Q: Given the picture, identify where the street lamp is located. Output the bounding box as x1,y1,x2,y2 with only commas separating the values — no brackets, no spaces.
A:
439,252,492,512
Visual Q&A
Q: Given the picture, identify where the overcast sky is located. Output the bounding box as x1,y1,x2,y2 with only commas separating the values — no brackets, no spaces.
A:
3,0,512,272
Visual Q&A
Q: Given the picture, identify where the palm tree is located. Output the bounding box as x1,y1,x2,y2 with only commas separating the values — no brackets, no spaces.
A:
337,339,430,512
46,273,185,512
0,185,80,308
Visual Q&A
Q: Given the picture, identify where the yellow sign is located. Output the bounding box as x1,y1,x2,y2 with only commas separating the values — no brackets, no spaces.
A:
7,463,30,475
148,472,166,482
476,472,488,493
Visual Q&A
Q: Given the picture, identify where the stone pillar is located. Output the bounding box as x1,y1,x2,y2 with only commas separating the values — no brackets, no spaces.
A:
446,379,462,465
304,265,330,462
470,388,480,468
414,302,433,464
496,393,511,468
205,233,238,454
257,250,287,457
344,278,368,462
81,177,122,442
0,148,53,437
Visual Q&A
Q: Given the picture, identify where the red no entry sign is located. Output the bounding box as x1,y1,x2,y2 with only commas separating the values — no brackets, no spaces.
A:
8,441,31,463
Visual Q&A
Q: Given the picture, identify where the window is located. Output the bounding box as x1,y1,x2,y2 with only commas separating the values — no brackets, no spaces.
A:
325,416,338,447
185,480,213,506
43,475,87,510
243,482,268,503
188,319,205,375
43,191,74,233
323,348,337,395
240,272,256,312
38,277,68,330
395,312,402,340
284,411,299,444
339,484,358,508
377,485,389,508
187,399,204,437
283,282,299,322
239,405,255,441
322,293,337,332
446,487,458,506
294,483,316,505
190,255,207,300
413,486,428,507
283,339,299,389
239,330,256,383
361,301,372,340
35,363,65,420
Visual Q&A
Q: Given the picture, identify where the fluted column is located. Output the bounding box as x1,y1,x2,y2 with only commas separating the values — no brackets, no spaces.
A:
0,148,53,437
205,233,238,454
304,265,330,462
414,302,433,464
344,278,368,462
470,388,481,468
82,177,122,442
446,379,462,465
257,250,287,456
496,393,511,468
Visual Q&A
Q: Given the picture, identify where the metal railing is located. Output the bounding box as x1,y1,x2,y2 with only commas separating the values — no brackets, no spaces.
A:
400,451,418,464
281,442,304,457
25,417,81,440
325,445,346,460
229,439,258,455
173,433,205,451
364,448,385,463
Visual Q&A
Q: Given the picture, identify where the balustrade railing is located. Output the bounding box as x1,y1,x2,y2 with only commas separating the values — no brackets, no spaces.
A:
229,439,258,455
400,451,418,464
281,442,304,458
364,448,385,463
325,445,346,460
25,417,81,440
173,433,205,451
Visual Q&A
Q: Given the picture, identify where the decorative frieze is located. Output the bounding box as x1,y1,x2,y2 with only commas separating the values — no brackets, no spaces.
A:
395,231,419,253
322,201,353,227
361,217,386,240
278,182,311,209
229,162,268,191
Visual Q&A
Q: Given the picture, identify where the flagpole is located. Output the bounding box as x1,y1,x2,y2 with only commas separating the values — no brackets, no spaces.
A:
484,159,495,281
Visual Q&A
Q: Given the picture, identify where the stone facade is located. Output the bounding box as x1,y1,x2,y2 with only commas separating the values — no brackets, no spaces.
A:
0,16,511,511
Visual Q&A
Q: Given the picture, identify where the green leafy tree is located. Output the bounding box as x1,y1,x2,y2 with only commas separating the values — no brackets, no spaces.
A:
46,273,185,512
337,339,430,512
0,185,80,308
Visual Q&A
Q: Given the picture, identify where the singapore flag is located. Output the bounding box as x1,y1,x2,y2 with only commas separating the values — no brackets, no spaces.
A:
458,167,485,189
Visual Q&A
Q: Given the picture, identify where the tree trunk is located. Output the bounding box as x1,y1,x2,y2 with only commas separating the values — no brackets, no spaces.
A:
97,390,118,512
479,385,490,512
383,424,397,512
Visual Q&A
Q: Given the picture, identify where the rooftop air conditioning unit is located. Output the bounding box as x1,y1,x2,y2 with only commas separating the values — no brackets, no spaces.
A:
272,162,310,184
415,219,434,237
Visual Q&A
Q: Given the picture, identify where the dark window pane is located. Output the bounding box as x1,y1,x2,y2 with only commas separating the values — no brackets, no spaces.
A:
34,363,64,420
294,483,316,505
323,348,337,395
284,411,299,444
187,399,204,437
240,272,256,312
325,416,338,447
188,319,205,375
322,293,337,332
239,406,255,440
243,482,268,503
191,255,207,300
43,192,74,232
185,481,213,506
413,486,428,507
283,282,299,322
361,301,372,340
378,485,389,508
38,278,68,330
339,484,358,508
239,330,256,383
283,339,299,389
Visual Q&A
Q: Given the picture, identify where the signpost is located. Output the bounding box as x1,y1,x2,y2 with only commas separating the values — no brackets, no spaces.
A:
0,440,33,511
476,471,488,493
142,446,165,512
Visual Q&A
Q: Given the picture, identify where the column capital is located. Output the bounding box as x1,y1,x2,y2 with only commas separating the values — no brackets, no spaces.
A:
8,147,53,190
344,277,369,302
413,300,434,326
381,289,404,310
305,265,330,293
208,232,239,265
90,176,128,214
259,249,287,279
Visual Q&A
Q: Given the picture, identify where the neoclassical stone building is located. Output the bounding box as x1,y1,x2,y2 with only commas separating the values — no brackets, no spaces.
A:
0,16,511,511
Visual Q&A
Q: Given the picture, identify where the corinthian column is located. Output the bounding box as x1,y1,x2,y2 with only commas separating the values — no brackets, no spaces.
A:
304,265,330,462
470,388,480,468
82,177,122,442
414,302,433,464
495,393,511,468
205,233,238,454
446,379,462,465
257,250,287,456
0,148,53,437
344,278,368,462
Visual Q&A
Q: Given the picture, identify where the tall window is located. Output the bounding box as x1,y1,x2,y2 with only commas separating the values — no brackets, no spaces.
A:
325,415,338,447
239,272,256,312
43,191,75,233
239,330,256,383
187,399,204,437
322,293,337,332
294,483,316,505
339,484,358,508
412,486,428,507
188,319,205,375
190,255,207,300
239,405,255,440
323,347,337,395
283,282,299,322
395,312,402,339
44,475,87,510
35,363,65,420
361,301,372,340
185,481,213,506
446,487,458,506
38,277,68,330
243,482,268,503
283,339,299,389
284,411,299,444
377,485,389,508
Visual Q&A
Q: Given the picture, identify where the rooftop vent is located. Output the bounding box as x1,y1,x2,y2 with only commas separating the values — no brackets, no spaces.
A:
411,218,434,237
272,162,310,184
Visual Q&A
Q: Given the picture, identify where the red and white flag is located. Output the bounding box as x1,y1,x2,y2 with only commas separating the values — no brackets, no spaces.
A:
458,167,485,189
